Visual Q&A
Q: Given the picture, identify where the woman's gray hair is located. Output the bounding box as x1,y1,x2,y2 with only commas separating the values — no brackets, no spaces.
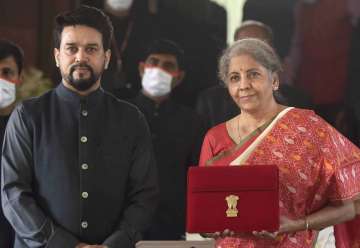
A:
218,38,282,84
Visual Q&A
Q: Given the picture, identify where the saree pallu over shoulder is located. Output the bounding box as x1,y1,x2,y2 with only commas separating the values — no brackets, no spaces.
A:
244,108,360,203
202,107,360,247
244,108,360,248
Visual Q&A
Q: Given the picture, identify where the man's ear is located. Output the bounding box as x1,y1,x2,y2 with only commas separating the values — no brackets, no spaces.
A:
18,72,24,84
172,70,185,88
104,49,111,69
138,62,145,77
54,48,60,67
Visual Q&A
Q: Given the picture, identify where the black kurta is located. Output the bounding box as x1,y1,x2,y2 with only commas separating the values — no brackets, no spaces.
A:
1,83,158,248
131,93,205,240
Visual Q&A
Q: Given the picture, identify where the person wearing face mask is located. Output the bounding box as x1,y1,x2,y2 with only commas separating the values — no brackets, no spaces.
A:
0,39,23,248
130,39,206,240
0,40,22,118
97,0,159,97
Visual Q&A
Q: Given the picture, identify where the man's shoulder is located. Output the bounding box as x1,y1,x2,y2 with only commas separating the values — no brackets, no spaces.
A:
102,89,144,118
198,85,228,100
17,89,55,112
169,102,206,130
174,102,200,118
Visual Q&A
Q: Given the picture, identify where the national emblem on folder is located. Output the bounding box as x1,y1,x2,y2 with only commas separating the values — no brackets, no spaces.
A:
225,194,239,217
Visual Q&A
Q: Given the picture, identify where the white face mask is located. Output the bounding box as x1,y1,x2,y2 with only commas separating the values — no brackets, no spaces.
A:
106,0,134,11
141,67,173,97
0,78,16,108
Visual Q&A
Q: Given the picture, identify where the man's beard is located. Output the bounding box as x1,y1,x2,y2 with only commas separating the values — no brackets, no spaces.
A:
65,63,101,91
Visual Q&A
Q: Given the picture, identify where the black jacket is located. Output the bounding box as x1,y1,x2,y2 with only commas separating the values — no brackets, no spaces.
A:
131,93,205,240
1,84,158,248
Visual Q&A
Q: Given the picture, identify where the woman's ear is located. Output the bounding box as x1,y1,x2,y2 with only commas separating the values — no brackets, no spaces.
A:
272,73,280,91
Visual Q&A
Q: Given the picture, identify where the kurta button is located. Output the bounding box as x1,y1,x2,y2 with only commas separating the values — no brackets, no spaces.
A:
80,136,87,143
81,192,88,199
81,221,88,229
81,163,88,170
81,110,88,117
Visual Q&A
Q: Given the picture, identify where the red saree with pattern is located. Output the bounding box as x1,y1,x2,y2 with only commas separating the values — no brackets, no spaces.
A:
199,108,360,248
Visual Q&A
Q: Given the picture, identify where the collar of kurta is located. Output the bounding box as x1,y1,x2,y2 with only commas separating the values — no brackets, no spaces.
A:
55,82,103,109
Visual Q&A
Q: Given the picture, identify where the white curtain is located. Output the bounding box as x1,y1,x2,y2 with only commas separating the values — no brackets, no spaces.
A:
211,0,246,44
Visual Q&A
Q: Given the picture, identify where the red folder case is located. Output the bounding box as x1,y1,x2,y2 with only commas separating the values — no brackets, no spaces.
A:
186,165,279,233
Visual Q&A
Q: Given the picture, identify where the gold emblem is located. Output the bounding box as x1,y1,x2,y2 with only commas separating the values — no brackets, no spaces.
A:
225,194,239,217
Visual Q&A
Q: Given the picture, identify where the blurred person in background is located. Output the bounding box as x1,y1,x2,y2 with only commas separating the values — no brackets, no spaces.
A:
0,39,23,248
86,0,227,106
196,20,311,131
283,0,360,142
131,39,205,240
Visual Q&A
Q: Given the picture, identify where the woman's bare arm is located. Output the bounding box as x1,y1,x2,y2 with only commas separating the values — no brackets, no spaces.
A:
279,201,356,233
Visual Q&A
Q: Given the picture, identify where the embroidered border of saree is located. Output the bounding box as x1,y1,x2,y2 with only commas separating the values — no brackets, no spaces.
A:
230,107,294,165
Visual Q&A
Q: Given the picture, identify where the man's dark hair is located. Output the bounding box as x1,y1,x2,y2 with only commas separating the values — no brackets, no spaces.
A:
0,39,24,74
144,39,185,70
53,5,114,50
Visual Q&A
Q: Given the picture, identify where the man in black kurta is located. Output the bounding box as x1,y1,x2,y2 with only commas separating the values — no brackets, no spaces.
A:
131,39,205,240
1,6,158,248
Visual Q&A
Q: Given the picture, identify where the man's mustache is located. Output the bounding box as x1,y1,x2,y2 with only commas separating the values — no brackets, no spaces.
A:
70,63,93,74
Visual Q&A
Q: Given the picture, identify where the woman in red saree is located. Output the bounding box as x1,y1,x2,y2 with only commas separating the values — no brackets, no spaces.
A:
198,38,360,248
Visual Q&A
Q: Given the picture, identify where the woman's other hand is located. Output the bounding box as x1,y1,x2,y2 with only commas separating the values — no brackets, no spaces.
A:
251,215,304,239
279,215,306,234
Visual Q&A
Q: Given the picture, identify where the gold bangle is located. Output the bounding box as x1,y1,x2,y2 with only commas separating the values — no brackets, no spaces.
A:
305,217,309,230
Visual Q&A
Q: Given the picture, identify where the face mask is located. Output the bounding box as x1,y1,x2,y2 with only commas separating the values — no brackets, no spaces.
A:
106,0,134,11
141,67,173,97
0,78,16,108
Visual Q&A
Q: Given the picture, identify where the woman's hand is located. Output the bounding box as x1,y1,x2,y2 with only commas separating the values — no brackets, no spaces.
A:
201,229,235,239
252,230,279,239
201,215,305,241
278,215,306,234
251,215,302,239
